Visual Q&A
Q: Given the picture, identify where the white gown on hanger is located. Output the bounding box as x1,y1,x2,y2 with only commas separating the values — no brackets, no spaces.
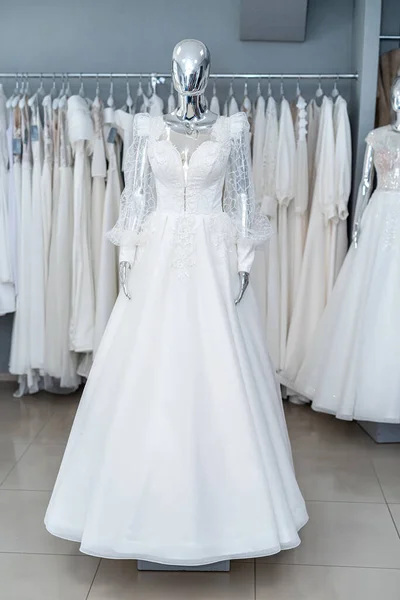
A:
50,100,80,389
209,90,220,115
41,95,54,286
45,112,308,565
276,97,296,371
261,96,280,370
93,108,121,352
307,98,321,193
292,95,309,303
10,102,34,394
44,102,62,378
6,105,19,298
29,103,45,371
296,125,400,423
282,96,335,388
90,99,107,295
329,95,351,289
250,94,267,319
9,106,22,294
115,108,134,175
252,94,266,201
167,90,176,114
0,85,15,315
148,92,164,117
68,95,95,354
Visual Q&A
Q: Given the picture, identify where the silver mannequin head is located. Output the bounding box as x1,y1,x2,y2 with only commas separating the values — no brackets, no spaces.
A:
172,39,211,97
391,76,400,113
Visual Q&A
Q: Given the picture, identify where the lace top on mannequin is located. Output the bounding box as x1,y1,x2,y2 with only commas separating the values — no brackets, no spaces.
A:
108,112,272,271
366,126,400,191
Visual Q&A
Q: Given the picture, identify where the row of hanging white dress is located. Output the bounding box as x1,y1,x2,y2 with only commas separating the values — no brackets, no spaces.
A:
10,99,36,394
0,85,15,316
281,93,351,391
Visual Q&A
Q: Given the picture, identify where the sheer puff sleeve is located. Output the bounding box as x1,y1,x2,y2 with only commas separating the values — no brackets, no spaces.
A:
224,112,273,273
107,112,156,263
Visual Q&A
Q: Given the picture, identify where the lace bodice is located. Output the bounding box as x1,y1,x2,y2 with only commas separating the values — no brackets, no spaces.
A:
108,112,271,249
367,126,400,191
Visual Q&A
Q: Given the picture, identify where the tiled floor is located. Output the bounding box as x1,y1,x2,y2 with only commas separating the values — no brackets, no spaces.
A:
0,383,399,599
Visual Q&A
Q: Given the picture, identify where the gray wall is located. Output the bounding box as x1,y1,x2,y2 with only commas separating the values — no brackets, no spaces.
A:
0,0,354,101
350,0,382,214
380,0,400,54
0,0,376,372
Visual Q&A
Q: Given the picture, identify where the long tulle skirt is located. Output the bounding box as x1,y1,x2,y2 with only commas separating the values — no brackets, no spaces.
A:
45,211,308,565
296,190,400,423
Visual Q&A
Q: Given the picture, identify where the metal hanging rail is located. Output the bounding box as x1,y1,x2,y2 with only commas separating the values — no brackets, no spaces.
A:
0,72,359,80
380,35,400,40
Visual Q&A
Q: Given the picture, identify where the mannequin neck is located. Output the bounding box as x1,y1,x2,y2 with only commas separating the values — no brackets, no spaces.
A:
175,93,206,121
392,110,400,133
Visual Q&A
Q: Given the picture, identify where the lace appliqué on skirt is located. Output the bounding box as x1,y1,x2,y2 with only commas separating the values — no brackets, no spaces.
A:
209,214,236,258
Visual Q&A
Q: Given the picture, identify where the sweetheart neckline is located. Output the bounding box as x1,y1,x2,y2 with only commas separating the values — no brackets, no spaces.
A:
152,115,226,175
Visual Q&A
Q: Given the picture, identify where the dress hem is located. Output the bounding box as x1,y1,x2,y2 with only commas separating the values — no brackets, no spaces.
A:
44,515,309,566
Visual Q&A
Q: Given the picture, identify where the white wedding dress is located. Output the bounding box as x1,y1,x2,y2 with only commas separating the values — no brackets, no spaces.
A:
296,125,400,423
0,85,15,316
282,96,335,388
45,112,308,565
276,97,296,371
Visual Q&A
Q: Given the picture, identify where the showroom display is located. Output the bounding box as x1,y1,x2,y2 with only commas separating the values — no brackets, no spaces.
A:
295,77,400,423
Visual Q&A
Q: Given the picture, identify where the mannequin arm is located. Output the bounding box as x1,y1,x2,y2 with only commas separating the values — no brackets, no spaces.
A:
352,143,374,248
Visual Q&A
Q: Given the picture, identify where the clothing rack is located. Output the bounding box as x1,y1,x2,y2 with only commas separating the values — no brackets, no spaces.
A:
0,72,359,80
380,35,400,40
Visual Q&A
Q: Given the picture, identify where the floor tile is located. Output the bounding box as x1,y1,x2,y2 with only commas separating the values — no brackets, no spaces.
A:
256,563,400,600
389,504,400,536
0,490,80,554
0,553,99,600
293,452,384,503
259,501,400,568
35,400,78,444
0,393,54,443
1,443,65,490
370,445,400,503
88,559,254,600
0,439,29,485
285,404,371,457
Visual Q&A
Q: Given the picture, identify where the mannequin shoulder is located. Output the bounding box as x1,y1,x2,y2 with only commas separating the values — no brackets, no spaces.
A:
366,125,392,145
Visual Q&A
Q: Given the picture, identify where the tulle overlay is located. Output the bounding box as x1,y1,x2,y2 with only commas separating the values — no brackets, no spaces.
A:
45,210,308,564
295,189,400,423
